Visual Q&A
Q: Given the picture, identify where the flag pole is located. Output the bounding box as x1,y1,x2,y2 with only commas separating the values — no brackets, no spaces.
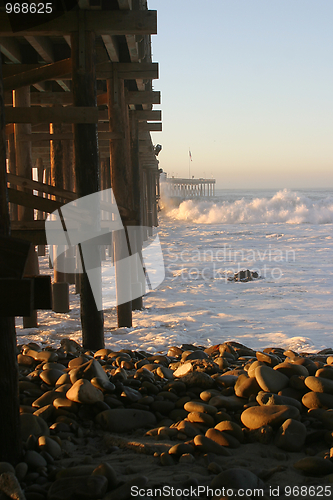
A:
188,147,191,179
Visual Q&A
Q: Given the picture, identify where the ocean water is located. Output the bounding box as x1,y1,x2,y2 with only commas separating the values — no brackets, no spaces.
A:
16,188,333,354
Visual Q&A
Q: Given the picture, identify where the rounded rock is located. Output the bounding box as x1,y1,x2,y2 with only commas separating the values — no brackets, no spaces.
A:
275,418,307,452
193,435,231,456
255,365,289,393
305,376,333,394
24,450,47,469
241,404,300,430
66,379,104,404
214,420,244,442
205,428,240,448
302,391,333,410
20,413,50,441
184,401,217,415
38,435,62,459
187,411,215,427
273,362,309,378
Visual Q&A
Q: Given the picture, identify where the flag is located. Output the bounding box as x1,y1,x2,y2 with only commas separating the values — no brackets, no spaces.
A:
189,149,192,161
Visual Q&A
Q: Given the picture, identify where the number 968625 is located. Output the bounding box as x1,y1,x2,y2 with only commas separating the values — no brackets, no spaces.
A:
5,3,53,14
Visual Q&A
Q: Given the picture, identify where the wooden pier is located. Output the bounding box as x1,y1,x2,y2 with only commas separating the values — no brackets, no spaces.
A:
162,176,216,200
0,1,162,462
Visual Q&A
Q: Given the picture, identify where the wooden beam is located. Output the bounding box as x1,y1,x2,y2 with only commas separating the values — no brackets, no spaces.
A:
3,58,72,91
26,92,72,105
0,10,157,36
115,62,158,80
7,173,76,201
55,80,71,92
101,35,119,62
11,227,47,245
7,187,62,213
126,90,160,105
25,36,54,63
63,35,71,48
126,35,139,63
135,110,161,121
16,131,123,142
3,61,159,83
5,106,99,124
139,122,162,131
118,0,133,8
0,37,22,63
24,36,69,92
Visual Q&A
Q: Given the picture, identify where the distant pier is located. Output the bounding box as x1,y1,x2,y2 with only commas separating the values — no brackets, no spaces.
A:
161,176,216,200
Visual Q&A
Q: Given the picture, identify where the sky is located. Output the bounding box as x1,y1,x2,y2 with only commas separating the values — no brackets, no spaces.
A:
149,0,333,189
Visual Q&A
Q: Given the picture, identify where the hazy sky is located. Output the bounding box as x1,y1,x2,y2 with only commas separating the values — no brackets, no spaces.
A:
149,0,333,189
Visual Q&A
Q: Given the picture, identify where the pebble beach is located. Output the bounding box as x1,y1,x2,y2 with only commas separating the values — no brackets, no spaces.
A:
3,338,333,499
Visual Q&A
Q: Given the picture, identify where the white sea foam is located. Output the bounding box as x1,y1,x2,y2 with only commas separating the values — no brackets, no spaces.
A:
15,189,333,354
167,189,333,224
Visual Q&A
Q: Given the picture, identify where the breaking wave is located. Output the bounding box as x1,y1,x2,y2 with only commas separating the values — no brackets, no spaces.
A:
166,189,333,224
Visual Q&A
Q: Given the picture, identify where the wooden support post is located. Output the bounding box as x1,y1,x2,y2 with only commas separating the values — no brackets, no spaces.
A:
23,244,39,328
141,168,148,241
153,170,158,226
0,57,22,464
8,130,17,221
14,86,37,327
146,169,153,236
36,158,45,256
13,86,33,222
50,115,66,283
130,112,143,311
71,28,104,350
62,138,75,284
107,71,133,327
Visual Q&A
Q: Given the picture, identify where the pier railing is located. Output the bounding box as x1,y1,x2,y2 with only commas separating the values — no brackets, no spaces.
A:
162,177,216,199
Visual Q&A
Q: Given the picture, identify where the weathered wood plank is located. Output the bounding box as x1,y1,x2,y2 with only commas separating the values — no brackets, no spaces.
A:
30,91,73,106
139,122,162,131
7,173,76,201
0,10,157,36
126,90,160,105
99,90,161,106
17,131,123,142
5,106,99,124
101,35,119,62
3,58,72,91
135,110,161,121
107,62,158,80
7,187,62,213
0,37,22,63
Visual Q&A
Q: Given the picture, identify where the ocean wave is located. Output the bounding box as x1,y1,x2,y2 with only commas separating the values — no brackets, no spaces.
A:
166,189,333,224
